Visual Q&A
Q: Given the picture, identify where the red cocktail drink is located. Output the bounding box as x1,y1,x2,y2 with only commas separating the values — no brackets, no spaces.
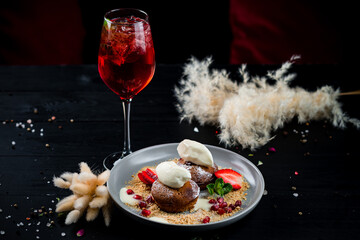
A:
98,9,155,170
98,15,155,100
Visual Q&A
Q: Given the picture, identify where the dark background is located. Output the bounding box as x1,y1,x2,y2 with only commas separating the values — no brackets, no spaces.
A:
79,1,232,64
0,0,357,65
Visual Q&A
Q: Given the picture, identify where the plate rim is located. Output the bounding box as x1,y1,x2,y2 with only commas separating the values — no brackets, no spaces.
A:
108,142,265,228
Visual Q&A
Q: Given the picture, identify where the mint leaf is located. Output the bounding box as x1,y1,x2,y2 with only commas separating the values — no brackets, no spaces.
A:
206,183,215,195
214,178,225,196
223,183,233,195
214,178,224,192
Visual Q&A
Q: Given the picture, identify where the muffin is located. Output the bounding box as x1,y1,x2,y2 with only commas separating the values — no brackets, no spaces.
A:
177,158,218,190
151,179,200,213
150,161,200,213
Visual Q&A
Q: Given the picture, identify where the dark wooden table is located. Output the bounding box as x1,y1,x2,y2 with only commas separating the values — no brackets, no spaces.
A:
0,64,359,239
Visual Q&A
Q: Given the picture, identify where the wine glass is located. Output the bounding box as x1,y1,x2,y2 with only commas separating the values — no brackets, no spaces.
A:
98,8,155,170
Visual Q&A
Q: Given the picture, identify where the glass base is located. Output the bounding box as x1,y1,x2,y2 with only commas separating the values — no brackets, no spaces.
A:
103,150,132,170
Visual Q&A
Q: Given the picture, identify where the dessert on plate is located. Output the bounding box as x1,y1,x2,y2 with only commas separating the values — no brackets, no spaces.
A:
119,139,250,225
151,161,200,213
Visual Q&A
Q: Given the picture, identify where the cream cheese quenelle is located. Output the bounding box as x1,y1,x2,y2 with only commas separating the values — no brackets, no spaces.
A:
177,139,214,167
155,161,191,188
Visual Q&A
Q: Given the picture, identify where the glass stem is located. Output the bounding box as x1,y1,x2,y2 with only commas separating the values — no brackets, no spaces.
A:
121,99,132,157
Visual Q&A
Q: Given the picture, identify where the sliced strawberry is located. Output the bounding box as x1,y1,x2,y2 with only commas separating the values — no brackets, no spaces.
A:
138,172,152,185
145,168,158,181
141,171,156,184
214,169,243,190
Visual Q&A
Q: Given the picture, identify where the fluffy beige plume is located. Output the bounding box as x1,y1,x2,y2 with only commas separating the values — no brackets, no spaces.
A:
65,209,82,225
174,57,238,125
56,194,78,212
175,57,360,150
53,162,112,226
74,195,91,210
97,170,110,186
53,176,71,189
102,200,112,227
60,172,73,182
86,207,100,221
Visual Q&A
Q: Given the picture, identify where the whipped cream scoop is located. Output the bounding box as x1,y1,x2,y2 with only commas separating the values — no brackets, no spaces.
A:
156,161,191,188
177,139,214,167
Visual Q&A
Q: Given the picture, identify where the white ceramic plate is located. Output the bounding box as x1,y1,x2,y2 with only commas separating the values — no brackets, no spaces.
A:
107,143,265,230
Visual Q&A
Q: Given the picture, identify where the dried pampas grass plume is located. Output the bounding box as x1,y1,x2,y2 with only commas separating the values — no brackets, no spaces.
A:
174,56,360,150
174,57,238,125
53,162,111,226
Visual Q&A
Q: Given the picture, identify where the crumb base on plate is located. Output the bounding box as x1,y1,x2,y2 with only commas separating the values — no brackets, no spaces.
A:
122,160,250,225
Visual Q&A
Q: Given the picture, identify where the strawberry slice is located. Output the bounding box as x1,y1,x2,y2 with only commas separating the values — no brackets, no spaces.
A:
141,171,156,184
138,168,158,185
214,169,243,190
138,172,152,185
145,168,158,181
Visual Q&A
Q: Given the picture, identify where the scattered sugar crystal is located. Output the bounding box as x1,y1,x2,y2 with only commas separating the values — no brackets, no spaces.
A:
0,208,2,212
263,189,268,195
31,129,35,133
0,230,5,235
36,236,40,239
36,229,39,232
27,119,32,124
11,141,16,145
193,127,199,132
40,128,44,132
37,221,41,226
40,133,44,137
293,193,299,197
61,232,66,237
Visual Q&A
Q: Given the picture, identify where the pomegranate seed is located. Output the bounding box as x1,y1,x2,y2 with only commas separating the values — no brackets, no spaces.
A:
202,216,210,224
208,199,217,204
224,207,232,213
220,202,228,208
145,195,154,204
235,200,242,207
229,204,236,210
217,197,224,204
139,201,147,209
217,208,225,215
141,209,151,217
133,195,143,200
210,204,219,211
126,189,134,195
